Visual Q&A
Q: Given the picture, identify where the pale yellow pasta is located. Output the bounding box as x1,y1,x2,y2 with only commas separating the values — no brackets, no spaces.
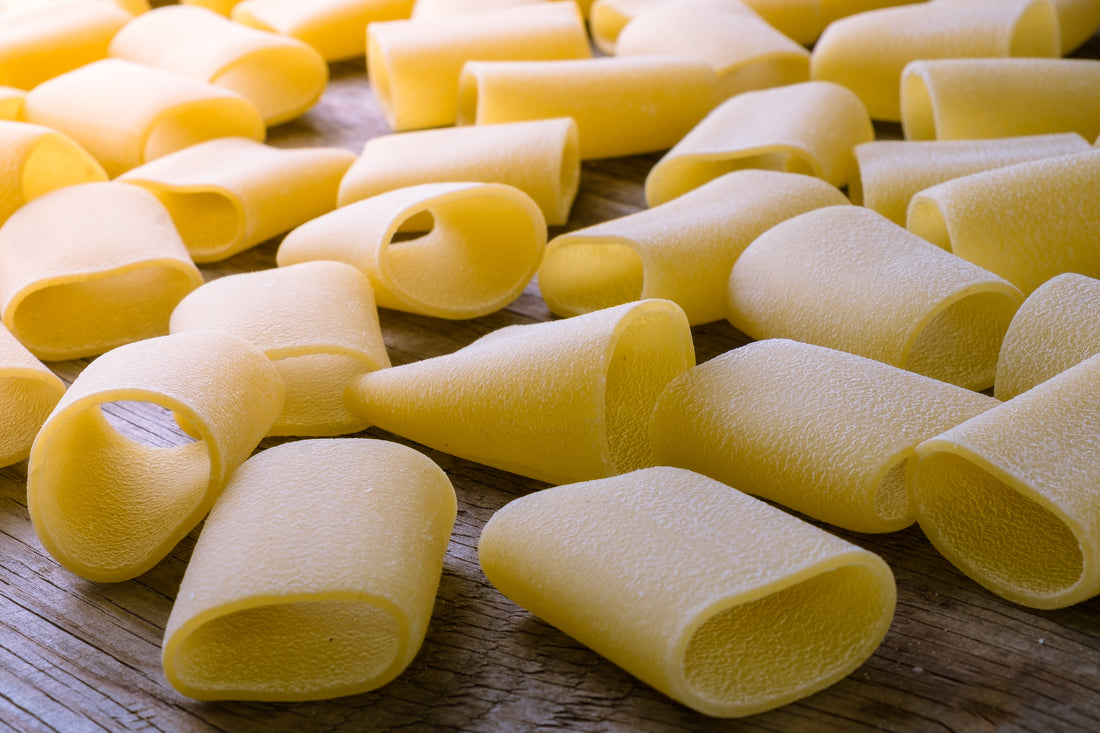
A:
368,3,590,131
0,0,149,12
0,183,204,361
852,133,1092,225
458,56,719,160
27,330,285,583
181,0,242,14
346,300,694,484
644,81,871,207
162,438,455,701
912,353,1100,609
1051,0,1100,52
651,339,999,534
108,5,328,126
278,182,545,319
901,58,1100,142
540,170,849,325
0,85,22,119
411,0,549,17
0,323,64,467
907,149,1100,296
337,118,579,226
818,0,923,26
727,205,1023,391
478,466,896,717
119,137,354,263
170,262,390,437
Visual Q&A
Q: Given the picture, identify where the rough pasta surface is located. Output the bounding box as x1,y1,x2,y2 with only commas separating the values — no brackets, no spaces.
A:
0,323,64,467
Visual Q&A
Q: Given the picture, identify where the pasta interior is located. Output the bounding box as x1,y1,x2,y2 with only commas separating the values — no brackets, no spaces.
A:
0,323,64,467
0,85,24,119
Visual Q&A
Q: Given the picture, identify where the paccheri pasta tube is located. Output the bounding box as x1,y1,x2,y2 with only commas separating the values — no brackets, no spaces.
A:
539,170,849,325
650,339,999,533
478,465,897,717
644,81,871,207
727,205,1023,391
0,85,22,119
162,438,456,701
27,330,285,583
337,118,580,226
119,137,354,263
347,299,694,484
912,353,1100,609
22,59,265,177
108,4,328,126
411,0,549,18
458,55,719,160
0,323,64,467
169,261,390,437
0,182,204,361
278,181,545,320
907,148,1100,296
1051,0,1100,52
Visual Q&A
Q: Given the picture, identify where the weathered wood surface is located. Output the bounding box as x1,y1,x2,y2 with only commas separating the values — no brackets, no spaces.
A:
3,31,1100,733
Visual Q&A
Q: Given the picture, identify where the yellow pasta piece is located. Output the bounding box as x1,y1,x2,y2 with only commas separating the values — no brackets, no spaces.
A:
278,182,545,320
337,118,579,227
368,2,590,131
27,330,284,582
346,300,694,484
0,323,64,467
0,0,151,13
907,148,1100,296
644,80,872,207
540,170,849,325
479,466,897,717
458,56,719,160
651,339,998,533
181,0,242,15
912,353,1100,609
901,58,1100,142
851,133,1092,225
1051,0,1100,52
0,86,24,119
411,0,551,17
727,205,1023,391
119,137,354,263
162,438,455,701
0,120,108,227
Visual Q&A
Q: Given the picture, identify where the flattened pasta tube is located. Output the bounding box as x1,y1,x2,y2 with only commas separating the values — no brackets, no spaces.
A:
108,5,328,126
278,182,545,320
0,183,204,361
479,466,897,717
170,262,389,437
727,206,1023,391
0,323,64,467
347,300,695,484
27,331,284,583
120,137,354,263
458,56,719,160
644,81,872,207
162,438,456,701
651,340,998,533
540,170,849,325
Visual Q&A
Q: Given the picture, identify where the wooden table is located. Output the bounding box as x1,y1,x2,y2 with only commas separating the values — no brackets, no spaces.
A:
3,21,1100,733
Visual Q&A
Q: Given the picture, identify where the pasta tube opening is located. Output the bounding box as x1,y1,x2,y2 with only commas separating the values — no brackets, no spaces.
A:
213,47,327,127
22,134,106,201
900,69,937,141
0,371,64,466
143,188,243,261
538,240,644,317
1009,0,1060,57
646,151,817,207
143,101,264,165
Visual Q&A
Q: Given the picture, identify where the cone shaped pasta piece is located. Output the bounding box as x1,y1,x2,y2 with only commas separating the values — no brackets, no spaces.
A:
1051,0,1100,52
644,81,872,207
0,323,64,467
27,331,285,582
119,137,354,263
458,56,719,160
540,170,850,325
347,300,694,484
170,262,389,437
162,438,456,701
367,2,590,131
0,183,204,361
901,58,1100,142
479,466,897,717
108,5,328,126
912,353,1100,609
337,118,579,226
851,133,1092,226
278,182,545,320
727,206,1024,391
651,340,999,533
0,85,22,119
907,148,1100,296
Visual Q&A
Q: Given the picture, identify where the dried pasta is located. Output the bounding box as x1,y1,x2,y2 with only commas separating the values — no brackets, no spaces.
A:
0,323,64,467
0,85,22,119
1051,0,1100,52
411,0,550,17
162,438,456,701
478,466,897,717
181,0,242,15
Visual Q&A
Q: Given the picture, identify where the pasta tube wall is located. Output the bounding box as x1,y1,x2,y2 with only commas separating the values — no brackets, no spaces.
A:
0,86,22,119
0,323,64,467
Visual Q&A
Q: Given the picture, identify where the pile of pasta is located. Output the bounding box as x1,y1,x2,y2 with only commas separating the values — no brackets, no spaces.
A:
1,0,1100,720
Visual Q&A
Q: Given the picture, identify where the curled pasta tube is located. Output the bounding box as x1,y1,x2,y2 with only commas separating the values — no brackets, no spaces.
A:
162,438,456,701
27,331,285,583
347,299,695,484
479,466,897,717
0,323,64,467
278,182,546,320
